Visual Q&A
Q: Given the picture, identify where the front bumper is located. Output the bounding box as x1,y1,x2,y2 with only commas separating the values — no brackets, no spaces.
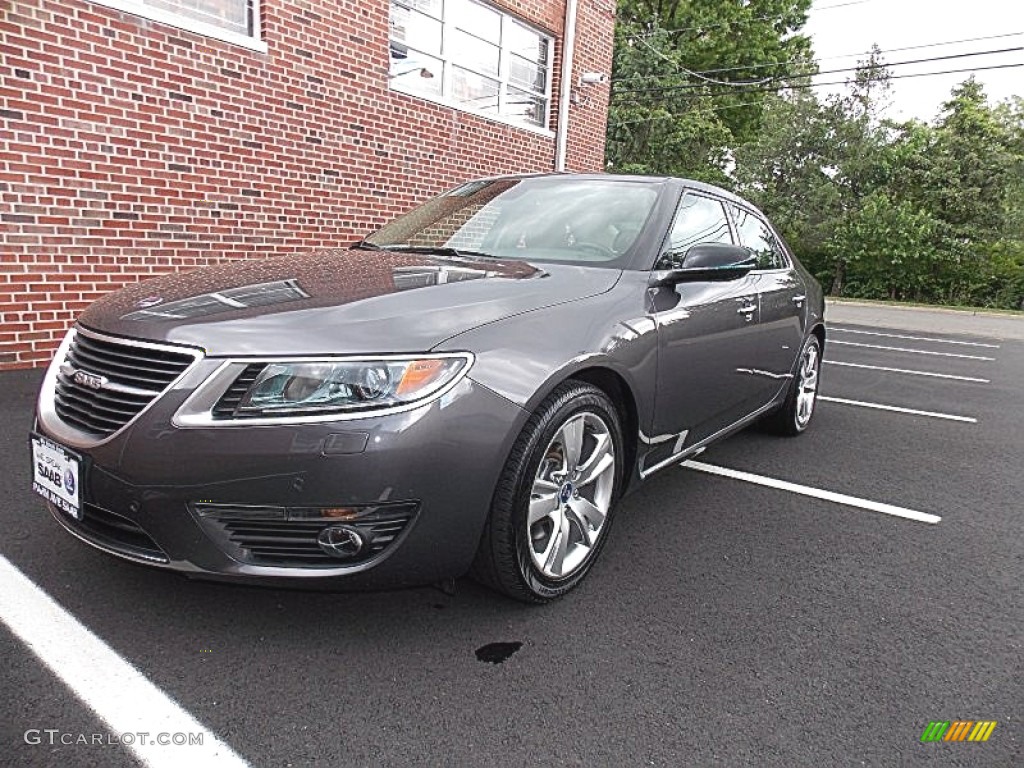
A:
36,367,526,590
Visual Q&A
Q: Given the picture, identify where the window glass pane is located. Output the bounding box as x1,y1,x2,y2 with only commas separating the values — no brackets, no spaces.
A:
147,0,249,35
666,195,733,262
390,4,442,56
386,0,552,128
509,54,545,93
389,44,443,96
447,29,499,78
505,20,548,64
453,0,501,43
450,66,499,112
504,87,546,126
731,205,787,269
395,0,442,19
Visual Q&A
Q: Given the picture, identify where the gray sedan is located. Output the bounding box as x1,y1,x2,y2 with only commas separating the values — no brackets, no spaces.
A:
31,174,824,602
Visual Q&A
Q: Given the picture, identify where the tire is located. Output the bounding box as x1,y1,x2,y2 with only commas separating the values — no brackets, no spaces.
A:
471,381,623,603
761,334,822,436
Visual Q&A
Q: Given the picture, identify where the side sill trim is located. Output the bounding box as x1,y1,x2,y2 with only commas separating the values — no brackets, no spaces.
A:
638,399,780,480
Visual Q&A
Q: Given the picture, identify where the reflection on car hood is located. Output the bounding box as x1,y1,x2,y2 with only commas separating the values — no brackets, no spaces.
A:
78,249,622,355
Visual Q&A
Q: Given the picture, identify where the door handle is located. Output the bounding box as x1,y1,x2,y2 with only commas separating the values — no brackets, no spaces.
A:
792,294,806,306
737,303,757,320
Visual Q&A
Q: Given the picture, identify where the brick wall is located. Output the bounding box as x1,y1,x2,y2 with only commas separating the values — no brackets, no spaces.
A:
0,0,616,368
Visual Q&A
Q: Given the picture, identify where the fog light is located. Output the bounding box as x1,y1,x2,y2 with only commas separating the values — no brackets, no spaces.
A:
316,525,365,559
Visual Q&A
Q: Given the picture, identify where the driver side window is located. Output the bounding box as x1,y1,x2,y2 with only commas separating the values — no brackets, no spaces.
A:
657,193,733,269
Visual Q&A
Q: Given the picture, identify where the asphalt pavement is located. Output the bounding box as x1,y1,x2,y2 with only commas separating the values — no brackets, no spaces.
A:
1,306,1021,767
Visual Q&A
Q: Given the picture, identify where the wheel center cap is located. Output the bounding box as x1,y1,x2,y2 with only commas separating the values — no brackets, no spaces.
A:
559,482,575,505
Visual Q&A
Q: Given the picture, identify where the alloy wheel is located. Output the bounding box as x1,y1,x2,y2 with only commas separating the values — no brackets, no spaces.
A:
527,411,615,579
795,343,820,429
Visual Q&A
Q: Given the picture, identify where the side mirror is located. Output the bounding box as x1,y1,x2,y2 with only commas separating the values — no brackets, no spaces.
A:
651,243,756,286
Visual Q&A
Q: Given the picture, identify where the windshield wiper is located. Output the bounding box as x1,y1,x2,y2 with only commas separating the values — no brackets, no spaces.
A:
373,245,495,259
351,240,385,250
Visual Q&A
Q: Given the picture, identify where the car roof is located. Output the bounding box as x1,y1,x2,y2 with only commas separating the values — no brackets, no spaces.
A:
467,171,671,184
465,172,752,207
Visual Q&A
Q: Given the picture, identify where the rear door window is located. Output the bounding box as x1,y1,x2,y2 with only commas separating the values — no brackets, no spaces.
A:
731,206,789,270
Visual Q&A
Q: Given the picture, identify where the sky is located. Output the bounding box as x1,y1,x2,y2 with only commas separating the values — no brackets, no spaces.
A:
802,0,1023,121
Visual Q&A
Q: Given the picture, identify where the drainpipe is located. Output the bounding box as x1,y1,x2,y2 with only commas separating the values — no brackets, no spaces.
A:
554,0,578,172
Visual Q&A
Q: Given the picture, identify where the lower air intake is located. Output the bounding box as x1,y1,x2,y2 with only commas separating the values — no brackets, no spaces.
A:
192,502,418,567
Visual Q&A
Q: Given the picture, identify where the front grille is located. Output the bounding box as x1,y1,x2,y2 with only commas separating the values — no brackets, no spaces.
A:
53,329,199,438
194,503,418,567
52,502,168,564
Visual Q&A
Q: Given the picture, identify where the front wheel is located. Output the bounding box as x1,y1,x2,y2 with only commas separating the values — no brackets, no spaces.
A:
761,334,821,436
471,381,623,603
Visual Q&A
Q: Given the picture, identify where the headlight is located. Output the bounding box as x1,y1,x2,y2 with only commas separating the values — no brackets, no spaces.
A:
173,354,473,426
237,358,465,415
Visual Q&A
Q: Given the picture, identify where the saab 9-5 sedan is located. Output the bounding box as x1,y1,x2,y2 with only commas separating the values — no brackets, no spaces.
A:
32,174,824,602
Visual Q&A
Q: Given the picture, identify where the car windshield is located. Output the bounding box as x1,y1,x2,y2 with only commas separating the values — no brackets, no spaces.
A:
363,177,660,267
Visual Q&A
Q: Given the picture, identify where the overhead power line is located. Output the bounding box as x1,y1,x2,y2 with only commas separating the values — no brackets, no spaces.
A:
619,31,1023,83
608,61,1022,129
633,36,773,88
816,31,1024,64
610,62,1023,108
611,46,1024,96
812,0,870,8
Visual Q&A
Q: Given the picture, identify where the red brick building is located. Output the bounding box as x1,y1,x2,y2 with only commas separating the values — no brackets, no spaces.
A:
1,0,617,368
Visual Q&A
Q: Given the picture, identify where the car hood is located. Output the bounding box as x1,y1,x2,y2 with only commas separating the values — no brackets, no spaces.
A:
77,249,622,356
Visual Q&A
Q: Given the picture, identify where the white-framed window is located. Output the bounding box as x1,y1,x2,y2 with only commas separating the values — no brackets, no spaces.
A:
88,0,265,52
388,0,553,131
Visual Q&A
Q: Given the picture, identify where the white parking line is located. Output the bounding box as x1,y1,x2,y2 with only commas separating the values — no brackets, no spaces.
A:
830,340,995,361
0,556,250,768
682,460,941,524
830,327,1001,348
819,395,977,423
824,360,990,383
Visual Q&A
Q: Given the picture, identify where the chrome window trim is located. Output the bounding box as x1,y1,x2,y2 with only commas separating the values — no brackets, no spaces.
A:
172,352,476,427
37,326,204,449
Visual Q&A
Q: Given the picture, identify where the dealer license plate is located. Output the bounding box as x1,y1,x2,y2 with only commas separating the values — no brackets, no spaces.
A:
31,433,82,520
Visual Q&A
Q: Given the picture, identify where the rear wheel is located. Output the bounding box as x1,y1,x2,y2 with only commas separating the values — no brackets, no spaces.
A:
471,381,623,603
761,334,821,436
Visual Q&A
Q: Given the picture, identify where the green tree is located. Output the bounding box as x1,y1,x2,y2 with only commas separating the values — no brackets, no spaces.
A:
884,81,1023,306
731,90,838,282
733,52,894,294
826,191,941,300
733,64,1023,307
608,4,1023,309
607,0,814,178
606,23,733,183
933,79,1012,241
